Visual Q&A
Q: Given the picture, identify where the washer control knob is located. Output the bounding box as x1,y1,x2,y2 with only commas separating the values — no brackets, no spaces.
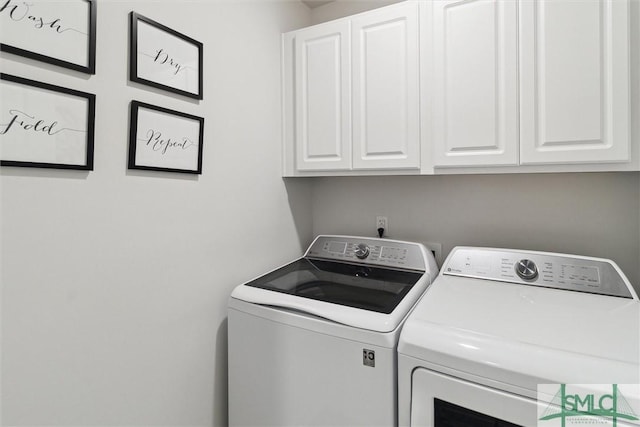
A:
354,243,370,259
515,259,538,281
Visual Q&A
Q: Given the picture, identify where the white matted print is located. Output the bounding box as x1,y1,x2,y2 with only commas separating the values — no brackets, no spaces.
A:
130,12,203,99
0,0,96,74
129,101,203,174
0,74,95,170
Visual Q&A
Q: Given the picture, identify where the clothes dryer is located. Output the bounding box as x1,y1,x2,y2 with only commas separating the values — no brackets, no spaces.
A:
398,247,640,427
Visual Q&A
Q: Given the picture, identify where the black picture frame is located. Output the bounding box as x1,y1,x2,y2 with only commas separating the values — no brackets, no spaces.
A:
0,0,97,74
129,12,203,100
128,101,204,174
0,73,96,170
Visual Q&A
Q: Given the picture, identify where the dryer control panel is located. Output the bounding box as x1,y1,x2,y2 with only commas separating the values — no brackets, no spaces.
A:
305,235,429,272
443,247,636,299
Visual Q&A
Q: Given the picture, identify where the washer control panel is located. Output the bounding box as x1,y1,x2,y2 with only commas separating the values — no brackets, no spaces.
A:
443,247,634,298
305,236,428,271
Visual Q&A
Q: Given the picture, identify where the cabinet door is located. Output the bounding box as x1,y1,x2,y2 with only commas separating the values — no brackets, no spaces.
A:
519,0,630,165
431,0,518,167
351,2,420,170
295,22,351,171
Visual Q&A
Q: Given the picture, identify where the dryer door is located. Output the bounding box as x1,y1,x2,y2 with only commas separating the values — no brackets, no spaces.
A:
410,368,540,427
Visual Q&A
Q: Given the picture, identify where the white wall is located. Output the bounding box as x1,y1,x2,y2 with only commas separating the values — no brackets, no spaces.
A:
311,0,402,23
0,1,312,426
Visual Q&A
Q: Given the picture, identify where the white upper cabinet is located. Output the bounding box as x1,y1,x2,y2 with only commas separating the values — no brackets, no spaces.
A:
430,0,518,167
431,0,632,170
351,2,420,170
283,0,635,176
519,0,630,165
284,2,420,175
294,21,352,171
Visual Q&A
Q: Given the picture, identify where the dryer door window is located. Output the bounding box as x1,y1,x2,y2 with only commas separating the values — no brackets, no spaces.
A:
410,368,540,426
434,399,521,427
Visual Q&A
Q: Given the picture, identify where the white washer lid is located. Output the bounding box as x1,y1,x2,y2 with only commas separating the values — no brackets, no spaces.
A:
398,250,640,393
231,236,439,333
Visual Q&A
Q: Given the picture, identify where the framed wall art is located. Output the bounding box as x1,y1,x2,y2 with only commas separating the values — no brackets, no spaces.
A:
0,73,96,170
128,101,204,174
130,12,203,100
0,0,97,74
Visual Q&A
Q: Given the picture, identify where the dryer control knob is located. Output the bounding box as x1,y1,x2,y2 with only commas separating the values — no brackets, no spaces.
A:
515,259,538,281
354,243,370,259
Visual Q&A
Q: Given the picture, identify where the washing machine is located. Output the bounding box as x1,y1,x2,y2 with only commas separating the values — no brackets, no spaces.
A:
228,235,438,427
398,247,640,427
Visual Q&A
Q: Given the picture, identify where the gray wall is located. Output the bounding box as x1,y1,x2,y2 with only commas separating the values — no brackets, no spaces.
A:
311,173,640,291
0,1,312,426
310,0,402,23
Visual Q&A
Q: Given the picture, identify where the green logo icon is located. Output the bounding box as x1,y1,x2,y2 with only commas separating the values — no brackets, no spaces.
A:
539,384,639,427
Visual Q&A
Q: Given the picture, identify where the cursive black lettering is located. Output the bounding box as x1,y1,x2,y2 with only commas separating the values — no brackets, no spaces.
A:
0,113,18,135
0,109,64,136
47,17,63,33
153,48,184,75
153,49,167,63
28,14,42,28
1,1,80,34
144,129,196,155
0,0,28,21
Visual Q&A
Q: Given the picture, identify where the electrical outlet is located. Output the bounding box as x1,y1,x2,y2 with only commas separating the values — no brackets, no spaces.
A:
376,216,388,236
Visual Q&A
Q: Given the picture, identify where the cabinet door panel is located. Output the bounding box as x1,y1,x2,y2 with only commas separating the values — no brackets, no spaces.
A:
520,0,630,164
432,0,518,167
352,2,420,170
295,22,351,171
